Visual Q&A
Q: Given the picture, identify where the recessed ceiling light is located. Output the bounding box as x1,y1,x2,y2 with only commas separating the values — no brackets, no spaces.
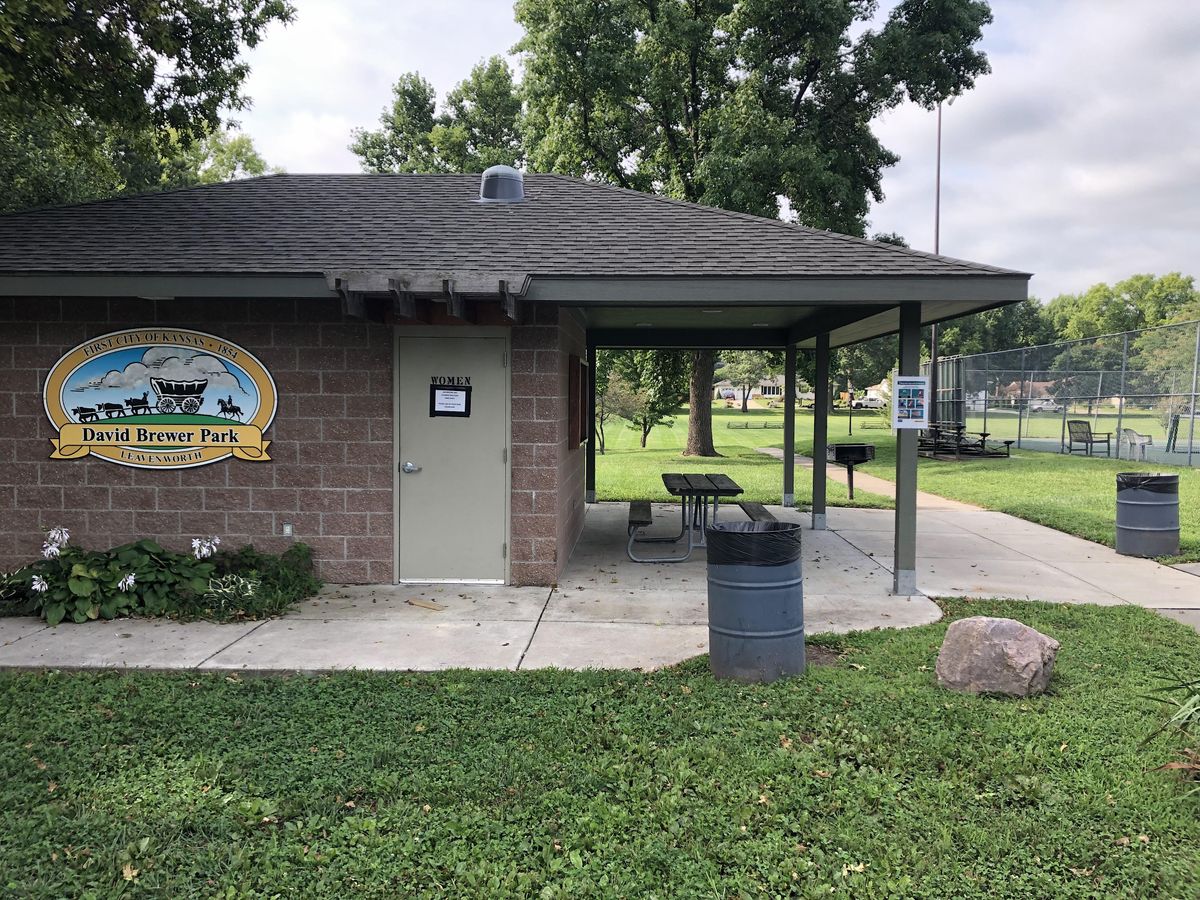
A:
701,309,722,314
635,322,653,327
751,322,771,327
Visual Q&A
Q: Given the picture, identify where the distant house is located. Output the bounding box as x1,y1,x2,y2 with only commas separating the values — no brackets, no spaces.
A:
714,374,811,402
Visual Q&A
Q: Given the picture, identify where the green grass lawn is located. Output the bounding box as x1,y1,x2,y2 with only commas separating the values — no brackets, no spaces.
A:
597,403,1200,561
837,434,1200,563
597,405,894,509
2,600,1198,897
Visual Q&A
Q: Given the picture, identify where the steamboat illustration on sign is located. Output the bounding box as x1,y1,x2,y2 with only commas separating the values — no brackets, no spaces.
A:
44,329,277,469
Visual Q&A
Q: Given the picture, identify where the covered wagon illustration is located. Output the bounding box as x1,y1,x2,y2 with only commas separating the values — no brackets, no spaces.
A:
150,377,207,414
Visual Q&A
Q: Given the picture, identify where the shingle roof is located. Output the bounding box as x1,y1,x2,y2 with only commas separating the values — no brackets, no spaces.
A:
0,173,1027,279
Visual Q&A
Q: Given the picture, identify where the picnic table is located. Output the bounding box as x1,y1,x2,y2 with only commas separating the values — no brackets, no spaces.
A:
626,473,744,563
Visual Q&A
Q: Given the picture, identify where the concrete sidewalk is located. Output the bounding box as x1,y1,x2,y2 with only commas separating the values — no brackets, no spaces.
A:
0,501,1196,673
756,447,976,509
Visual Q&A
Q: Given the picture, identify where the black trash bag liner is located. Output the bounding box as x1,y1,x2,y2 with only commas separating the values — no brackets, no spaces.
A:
706,521,802,566
1116,473,1180,494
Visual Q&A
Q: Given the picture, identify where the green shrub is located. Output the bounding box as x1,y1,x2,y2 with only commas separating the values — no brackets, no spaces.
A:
0,530,321,624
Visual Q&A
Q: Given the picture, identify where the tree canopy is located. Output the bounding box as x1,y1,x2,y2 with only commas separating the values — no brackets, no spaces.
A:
351,58,523,173
516,0,992,232
0,0,293,142
0,0,289,212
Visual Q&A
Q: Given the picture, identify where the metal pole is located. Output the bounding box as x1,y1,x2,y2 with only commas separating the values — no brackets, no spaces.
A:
1114,333,1128,459
982,354,989,433
894,303,922,596
1060,402,1068,453
585,341,597,502
812,335,831,530
1187,322,1199,467
929,102,943,425
783,345,796,507
1016,348,1026,448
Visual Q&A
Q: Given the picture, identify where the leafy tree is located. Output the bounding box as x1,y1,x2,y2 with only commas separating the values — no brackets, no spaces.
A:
351,58,523,173
684,350,719,457
0,0,292,142
598,372,642,453
0,110,278,213
0,1,289,212
721,351,779,413
608,350,690,447
1044,273,1196,341
159,129,278,189
935,300,1055,358
515,0,991,452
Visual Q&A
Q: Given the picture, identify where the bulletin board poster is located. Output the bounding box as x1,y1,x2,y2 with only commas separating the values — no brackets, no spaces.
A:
892,375,930,430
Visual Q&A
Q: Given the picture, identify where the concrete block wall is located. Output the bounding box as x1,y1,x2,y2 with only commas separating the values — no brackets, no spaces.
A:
508,304,586,586
0,297,394,582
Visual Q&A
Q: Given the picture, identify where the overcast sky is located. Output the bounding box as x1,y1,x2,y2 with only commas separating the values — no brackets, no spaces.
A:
237,0,1200,301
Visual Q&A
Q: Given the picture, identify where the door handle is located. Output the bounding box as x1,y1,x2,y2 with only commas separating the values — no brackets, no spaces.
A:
401,461,421,474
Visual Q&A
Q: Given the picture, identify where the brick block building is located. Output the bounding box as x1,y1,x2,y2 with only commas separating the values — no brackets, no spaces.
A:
0,170,1027,590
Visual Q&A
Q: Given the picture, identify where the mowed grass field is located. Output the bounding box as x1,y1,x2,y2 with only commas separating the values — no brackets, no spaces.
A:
595,405,893,509
596,403,1200,561
3,600,1199,897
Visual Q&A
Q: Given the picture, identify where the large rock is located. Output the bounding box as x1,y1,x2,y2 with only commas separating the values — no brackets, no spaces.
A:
935,616,1060,697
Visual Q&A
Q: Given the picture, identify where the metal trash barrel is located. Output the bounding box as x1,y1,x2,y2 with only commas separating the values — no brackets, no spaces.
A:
706,521,804,683
1115,473,1180,557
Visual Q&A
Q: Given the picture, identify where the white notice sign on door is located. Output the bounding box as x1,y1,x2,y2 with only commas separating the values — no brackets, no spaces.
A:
430,385,472,417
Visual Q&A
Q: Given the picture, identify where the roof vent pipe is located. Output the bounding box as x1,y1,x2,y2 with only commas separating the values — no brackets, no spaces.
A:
478,165,524,202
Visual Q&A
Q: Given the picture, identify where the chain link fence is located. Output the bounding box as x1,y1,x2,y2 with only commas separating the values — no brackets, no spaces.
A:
925,320,1200,466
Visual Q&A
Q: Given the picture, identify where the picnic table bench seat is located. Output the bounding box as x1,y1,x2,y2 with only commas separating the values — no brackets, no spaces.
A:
627,500,653,532
737,501,777,522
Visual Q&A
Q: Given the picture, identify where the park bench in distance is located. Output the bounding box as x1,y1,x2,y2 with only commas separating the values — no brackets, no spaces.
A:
1065,419,1112,457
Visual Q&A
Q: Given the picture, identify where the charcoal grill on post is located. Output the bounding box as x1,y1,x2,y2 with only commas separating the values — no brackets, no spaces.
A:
826,443,875,499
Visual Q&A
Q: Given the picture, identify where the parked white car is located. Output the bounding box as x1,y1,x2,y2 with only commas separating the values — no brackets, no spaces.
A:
851,396,886,409
1028,398,1062,412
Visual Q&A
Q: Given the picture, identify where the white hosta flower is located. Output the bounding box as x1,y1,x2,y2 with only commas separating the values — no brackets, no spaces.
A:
41,542,61,559
192,535,222,560
47,526,70,547
117,573,136,592
31,575,49,593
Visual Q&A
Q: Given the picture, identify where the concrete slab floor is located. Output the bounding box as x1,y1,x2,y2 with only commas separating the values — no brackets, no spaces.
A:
0,619,260,670
293,583,551,621
199,619,532,672
1159,609,1200,631
1,499,1193,674
0,618,48,648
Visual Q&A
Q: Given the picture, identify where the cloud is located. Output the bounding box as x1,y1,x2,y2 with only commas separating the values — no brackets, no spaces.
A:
867,0,1200,300
83,348,246,395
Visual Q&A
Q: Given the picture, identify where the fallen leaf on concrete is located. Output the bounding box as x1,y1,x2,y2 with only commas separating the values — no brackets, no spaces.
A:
406,598,446,611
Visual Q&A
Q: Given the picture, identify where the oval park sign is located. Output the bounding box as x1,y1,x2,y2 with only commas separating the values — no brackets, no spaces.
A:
44,328,277,469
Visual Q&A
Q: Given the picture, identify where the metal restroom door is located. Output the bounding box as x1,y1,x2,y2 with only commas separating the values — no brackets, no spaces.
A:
396,335,508,582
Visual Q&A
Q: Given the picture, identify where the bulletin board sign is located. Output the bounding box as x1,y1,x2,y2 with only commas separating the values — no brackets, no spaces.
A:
430,384,472,417
892,375,930,430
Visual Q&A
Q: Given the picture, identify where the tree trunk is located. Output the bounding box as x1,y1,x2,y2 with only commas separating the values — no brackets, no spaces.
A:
741,385,749,413
684,349,720,456
641,420,650,448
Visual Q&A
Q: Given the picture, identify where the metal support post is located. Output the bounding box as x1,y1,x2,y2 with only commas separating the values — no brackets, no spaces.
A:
1016,348,1027,449
1115,333,1128,459
585,341,597,503
812,334,830,529
1188,323,1200,467
893,303,921,595
783,344,797,507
